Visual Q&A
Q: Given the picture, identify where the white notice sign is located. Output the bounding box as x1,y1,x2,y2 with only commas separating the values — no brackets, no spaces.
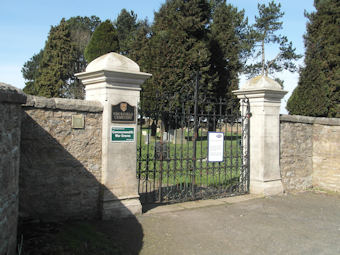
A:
208,132,224,162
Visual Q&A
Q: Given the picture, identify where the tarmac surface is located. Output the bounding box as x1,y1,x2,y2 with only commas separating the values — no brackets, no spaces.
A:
133,192,340,255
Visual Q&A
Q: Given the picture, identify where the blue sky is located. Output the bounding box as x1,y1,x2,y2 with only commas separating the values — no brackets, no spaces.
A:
0,0,315,113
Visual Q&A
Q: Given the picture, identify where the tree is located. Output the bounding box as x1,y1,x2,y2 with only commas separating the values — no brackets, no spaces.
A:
67,16,101,73
115,9,138,55
287,0,340,117
146,0,214,109
246,1,301,77
128,19,156,110
128,19,152,71
209,1,251,109
22,50,43,95
132,0,216,132
136,0,250,115
84,20,120,63
34,19,78,98
22,16,101,98
130,0,250,133
66,16,101,98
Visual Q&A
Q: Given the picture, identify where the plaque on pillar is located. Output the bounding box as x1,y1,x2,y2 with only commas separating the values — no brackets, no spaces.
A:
111,127,135,142
75,52,152,218
111,102,136,123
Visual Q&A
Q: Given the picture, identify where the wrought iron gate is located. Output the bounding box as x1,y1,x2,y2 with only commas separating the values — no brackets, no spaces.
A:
137,76,250,204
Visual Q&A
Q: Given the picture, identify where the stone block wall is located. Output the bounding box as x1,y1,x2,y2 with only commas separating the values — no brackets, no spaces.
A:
280,120,313,191
312,123,340,191
280,115,340,193
0,83,26,255
20,96,103,221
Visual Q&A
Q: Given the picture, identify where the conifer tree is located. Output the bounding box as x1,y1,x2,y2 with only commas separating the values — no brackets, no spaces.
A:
137,0,249,117
210,1,250,109
148,0,214,109
22,16,100,98
34,19,77,98
128,20,152,71
115,9,138,55
68,16,101,73
246,1,301,77
67,16,101,98
84,20,119,63
128,20,156,110
22,50,43,95
287,0,340,117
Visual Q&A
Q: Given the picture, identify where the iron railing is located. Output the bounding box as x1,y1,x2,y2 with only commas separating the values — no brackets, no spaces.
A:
137,77,250,204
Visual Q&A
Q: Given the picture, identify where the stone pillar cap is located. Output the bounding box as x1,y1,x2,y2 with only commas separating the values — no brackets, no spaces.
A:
241,75,282,90
86,52,140,73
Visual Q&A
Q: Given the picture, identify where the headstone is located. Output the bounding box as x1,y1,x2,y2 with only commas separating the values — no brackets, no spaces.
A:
171,128,186,145
142,130,151,144
155,142,169,160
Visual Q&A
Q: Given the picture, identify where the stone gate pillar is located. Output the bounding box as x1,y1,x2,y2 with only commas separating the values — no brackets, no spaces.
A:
76,52,151,218
233,76,287,196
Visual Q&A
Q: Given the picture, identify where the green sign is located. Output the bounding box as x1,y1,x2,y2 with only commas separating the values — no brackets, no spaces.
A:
111,127,135,142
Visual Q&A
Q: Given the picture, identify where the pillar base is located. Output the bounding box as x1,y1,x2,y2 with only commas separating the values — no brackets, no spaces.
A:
102,197,142,220
250,180,283,196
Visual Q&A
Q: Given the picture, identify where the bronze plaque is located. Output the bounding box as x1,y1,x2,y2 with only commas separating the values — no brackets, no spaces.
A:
111,102,136,123
72,115,85,129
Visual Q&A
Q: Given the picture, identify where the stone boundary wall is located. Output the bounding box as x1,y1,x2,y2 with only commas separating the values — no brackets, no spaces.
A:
280,115,340,192
20,96,104,221
24,94,103,112
0,83,26,255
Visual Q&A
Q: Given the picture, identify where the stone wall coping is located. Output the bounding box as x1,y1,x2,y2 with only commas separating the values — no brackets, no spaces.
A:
0,82,27,104
23,95,103,112
233,88,288,100
280,114,340,126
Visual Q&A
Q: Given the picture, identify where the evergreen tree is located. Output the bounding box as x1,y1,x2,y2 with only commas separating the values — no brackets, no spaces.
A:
246,1,301,77
136,0,249,117
128,20,156,110
148,0,214,110
84,20,119,63
209,1,250,109
22,50,43,95
22,16,100,98
67,16,101,98
68,16,101,73
34,19,78,98
287,0,340,117
115,9,138,55
128,19,152,71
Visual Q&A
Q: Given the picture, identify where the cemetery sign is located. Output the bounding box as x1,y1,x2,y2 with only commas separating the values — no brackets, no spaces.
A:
111,102,136,123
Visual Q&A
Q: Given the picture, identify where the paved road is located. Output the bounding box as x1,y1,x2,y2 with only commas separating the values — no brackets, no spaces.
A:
134,192,340,255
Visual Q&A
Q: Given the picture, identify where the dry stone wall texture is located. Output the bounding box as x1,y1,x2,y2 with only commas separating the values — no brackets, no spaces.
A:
312,124,340,192
0,82,26,255
280,115,340,193
20,96,103,221
280,121,313,191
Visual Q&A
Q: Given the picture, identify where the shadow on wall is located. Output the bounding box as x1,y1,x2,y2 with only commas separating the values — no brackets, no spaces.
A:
19,112,144,254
